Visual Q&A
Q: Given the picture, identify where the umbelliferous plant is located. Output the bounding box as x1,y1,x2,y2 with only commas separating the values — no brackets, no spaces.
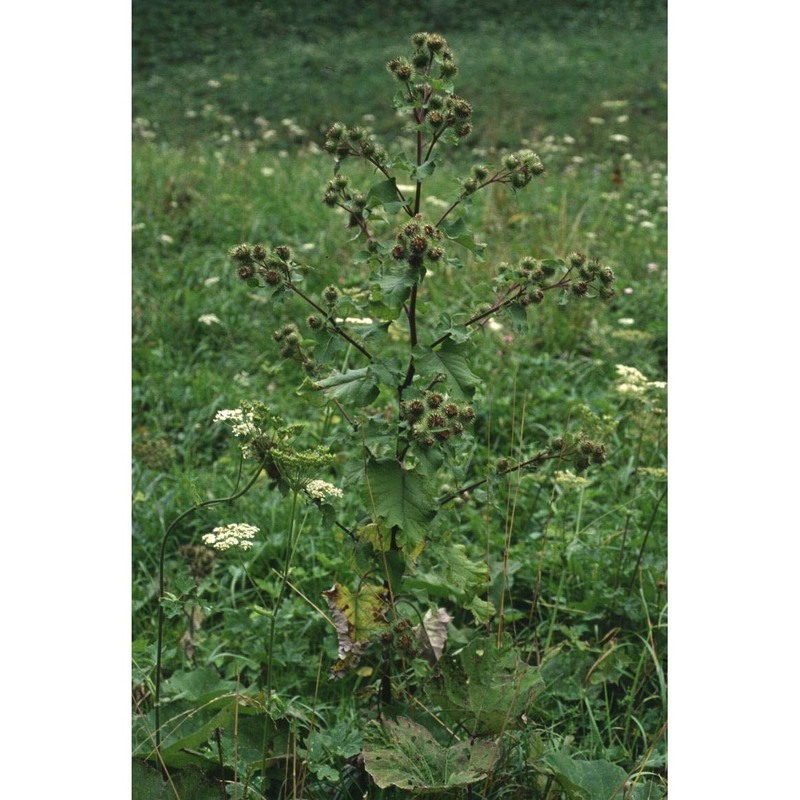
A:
144,31,666,799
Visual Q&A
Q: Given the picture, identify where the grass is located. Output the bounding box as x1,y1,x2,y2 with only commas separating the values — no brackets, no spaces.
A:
133,3,667,797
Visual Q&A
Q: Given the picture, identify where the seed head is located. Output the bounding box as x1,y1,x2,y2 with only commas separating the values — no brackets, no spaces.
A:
572,281,589,296
412,50,430,69
231,243,253,263
252,244,267,260
323,285,339,305
426,392,444,408
263,269,281,285
569,252,587,269
426,412,446,429
426,34,447,53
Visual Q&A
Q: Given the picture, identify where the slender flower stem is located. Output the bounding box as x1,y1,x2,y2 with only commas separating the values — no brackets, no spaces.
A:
286,283,373,361
154,454,268,753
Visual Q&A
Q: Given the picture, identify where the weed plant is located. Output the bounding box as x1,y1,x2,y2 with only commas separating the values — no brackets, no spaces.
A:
133,18,666,800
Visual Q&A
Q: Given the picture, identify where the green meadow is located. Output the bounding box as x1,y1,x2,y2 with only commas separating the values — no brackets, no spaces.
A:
133,2,667,797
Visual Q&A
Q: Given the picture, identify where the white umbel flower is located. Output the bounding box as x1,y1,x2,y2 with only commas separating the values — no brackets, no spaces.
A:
305,479,344,501
202,523,260,551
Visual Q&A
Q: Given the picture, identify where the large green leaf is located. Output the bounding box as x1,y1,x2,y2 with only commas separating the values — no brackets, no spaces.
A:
371,269,416,316
362,717,498,793
416,338,481,399
313,367,379,406
365,458,436,550
541,750,662,800
425,635,544,734
367,177,406,213
440,216,487,260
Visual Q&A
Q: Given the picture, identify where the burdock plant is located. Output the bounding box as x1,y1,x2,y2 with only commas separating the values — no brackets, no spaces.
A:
153,32,629,797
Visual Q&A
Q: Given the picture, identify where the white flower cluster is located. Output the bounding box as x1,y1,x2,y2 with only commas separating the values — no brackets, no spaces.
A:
202,523,259,551
213,408,259,439
304,479,344,501
615,364,667,396
554,470,590,489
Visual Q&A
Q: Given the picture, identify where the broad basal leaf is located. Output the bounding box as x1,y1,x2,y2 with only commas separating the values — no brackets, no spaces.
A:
541,750,638,800
362,717,498,793
322,582,389,677
425,635,544,734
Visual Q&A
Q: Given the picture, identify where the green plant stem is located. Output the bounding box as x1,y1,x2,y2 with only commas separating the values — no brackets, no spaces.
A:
154,454,268,753
260,487,302,778
626,485,667,595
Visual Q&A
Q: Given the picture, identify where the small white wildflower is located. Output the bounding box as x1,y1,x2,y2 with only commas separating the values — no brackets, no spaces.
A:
647,262,659,272
300,242,316,252
589,117,605,125
214,408,244,423
601,100,628,110
202,523,259,552
204,276,221,287
185,109,197,118
132,223,146,232
233,371,251,387
623,287,634,295
305,479,344,501
616,114,629,124
397,184,416,194
617,318,635,326
563,135,576,145
198,313,222,326
207,79,221,89
609,133,629,143
639,220,656,229
159,234,174,244
487,319,504,332
571,155,585,164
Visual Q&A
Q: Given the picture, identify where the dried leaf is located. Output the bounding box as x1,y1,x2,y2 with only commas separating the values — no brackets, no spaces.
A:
414,607,454,663
322,582,389,677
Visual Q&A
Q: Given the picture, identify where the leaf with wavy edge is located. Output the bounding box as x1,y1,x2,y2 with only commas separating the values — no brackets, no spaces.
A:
363,716,498,793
